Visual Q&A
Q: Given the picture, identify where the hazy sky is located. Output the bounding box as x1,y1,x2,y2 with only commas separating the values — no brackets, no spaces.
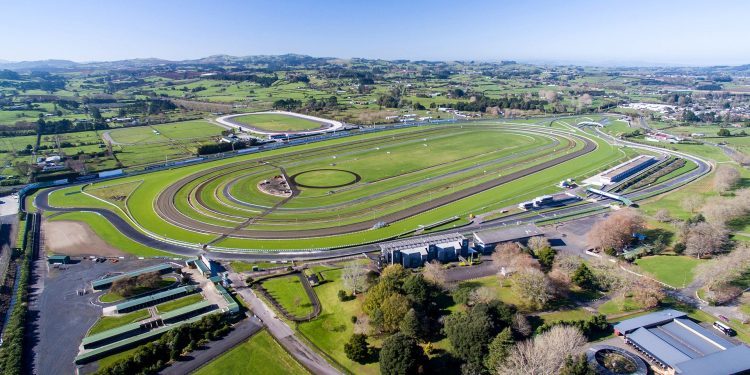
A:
2,0,749,65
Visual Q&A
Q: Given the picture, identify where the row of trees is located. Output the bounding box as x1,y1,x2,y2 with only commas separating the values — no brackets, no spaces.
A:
96,314,231,375
0,218,33,375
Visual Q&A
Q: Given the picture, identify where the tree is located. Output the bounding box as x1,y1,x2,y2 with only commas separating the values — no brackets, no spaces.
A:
685,222,727,258
718,128,732,137
654,208,672,223
630,277,666,309
422,260,446,288
498,326,587,375
559,354,595,375
379,333,424,375
512,312,532,338
681,195,703,213
485,328,514,372
444,309,496,368
492,242,538,276
528,236,550,253
344,334,371,363
571,263,596,290
400,308,421,339
588,209,645,252
714,165,741,194
512,268,553,310
695,244,750,304
342,262,367,295
535,247,556,272
379,293,411,333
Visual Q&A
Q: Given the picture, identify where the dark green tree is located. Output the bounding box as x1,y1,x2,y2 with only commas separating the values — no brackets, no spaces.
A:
400,308,421,339
379,333,424,375
572,263,596,290
536,247,556,271
560,353,595,375
344,334,371,363
484,328,514,372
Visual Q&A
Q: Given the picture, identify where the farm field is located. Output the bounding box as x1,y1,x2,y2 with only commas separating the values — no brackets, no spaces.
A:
38,119,632,250
106,120,223,144
229,113,324,132
194,330,309,375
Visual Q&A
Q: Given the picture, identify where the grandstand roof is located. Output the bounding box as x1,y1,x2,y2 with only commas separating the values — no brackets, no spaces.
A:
379,233,465,253
160,300,213,321
472,224,542,245
115,285,195,312
81,322,143,346
91,263,173,289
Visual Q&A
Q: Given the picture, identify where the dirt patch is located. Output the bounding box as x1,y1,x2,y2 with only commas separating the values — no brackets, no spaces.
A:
43,219,125,257
257,175,293,197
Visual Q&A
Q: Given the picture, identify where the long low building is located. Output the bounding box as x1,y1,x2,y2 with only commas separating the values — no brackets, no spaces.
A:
109,285,197,314
600,155,658,184
614,309,750,375
472,224,543,253
92,263,174,290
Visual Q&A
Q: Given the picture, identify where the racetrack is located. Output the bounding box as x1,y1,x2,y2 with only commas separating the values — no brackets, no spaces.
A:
216,111,344,135
33,117,711,260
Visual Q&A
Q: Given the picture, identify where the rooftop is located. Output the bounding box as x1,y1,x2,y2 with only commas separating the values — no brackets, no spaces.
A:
614,309,687,335
115,285,196,311
616,309,750,374
380,233,465,252
601,155,656,179
91,263,173,288
473,224,542,245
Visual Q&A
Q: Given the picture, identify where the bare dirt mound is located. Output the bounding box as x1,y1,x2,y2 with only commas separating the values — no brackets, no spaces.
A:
43,219,125,257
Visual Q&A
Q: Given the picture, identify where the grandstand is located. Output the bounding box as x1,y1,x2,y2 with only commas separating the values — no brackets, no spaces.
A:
105,285,197,314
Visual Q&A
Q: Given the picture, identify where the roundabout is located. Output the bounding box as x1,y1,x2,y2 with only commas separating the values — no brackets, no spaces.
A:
289,169,361,189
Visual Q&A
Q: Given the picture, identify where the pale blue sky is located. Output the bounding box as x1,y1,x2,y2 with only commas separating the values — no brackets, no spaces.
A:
1,0,749,65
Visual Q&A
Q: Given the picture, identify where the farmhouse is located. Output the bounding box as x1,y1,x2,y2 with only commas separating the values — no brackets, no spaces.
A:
614,309,750,375
472,224,543,253
380,233,469,268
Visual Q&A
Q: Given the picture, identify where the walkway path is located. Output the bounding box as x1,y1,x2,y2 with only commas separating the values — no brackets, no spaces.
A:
227,273,341,375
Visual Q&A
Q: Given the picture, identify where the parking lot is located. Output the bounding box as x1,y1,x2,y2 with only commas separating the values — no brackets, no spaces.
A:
25,257,166,375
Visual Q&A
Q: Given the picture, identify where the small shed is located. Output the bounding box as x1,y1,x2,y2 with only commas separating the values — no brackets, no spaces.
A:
48,255,70,264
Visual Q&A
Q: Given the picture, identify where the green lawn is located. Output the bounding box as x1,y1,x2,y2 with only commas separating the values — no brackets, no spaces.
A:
261,275,314,318
297,267,378,375
155,293,204,313
536,308,593,323
194,330,309,375
230,261,287,272
88,309,150,335
598,296,645,316
231,113,323,132
634,255,704,288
